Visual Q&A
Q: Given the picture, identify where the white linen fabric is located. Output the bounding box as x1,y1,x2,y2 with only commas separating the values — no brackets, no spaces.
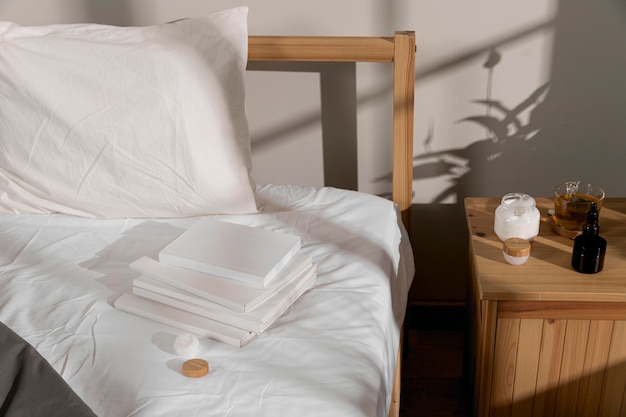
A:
0,7,258,218
0,185,414,417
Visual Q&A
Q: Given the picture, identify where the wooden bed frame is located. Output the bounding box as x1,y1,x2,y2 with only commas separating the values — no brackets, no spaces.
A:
248,31,416,417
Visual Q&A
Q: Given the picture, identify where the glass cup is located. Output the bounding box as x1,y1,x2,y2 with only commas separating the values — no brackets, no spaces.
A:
553,181,605,233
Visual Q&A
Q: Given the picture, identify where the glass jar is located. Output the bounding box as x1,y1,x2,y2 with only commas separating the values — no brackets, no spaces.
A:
503,238,531,265
493,193,540,241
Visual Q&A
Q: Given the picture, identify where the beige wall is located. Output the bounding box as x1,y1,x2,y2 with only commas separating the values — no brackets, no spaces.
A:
3,0,625,301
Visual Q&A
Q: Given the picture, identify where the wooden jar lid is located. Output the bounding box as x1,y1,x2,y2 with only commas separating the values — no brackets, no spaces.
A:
182,358,209,378
503,238,531,257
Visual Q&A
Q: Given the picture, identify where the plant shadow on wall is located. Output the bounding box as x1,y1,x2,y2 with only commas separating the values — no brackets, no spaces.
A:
414,48,550,203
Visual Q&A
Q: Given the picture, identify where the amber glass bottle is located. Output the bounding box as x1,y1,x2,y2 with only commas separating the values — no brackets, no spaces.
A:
571,202,606,274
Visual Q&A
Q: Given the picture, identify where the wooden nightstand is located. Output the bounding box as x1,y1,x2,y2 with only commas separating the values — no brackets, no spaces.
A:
465,197,626,417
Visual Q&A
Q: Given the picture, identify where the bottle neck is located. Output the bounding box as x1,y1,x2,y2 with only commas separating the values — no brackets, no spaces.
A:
583,202,600,236
582,222,599,236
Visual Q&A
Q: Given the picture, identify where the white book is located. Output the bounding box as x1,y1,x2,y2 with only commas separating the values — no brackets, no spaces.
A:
114,293,257,347
133,267,316,333
130,254,312,312
159,218,301,287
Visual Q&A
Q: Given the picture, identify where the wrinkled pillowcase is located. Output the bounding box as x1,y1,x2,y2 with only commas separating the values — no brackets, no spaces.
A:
0,7,259,218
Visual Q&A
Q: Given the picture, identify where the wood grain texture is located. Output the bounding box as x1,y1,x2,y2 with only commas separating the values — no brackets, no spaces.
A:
249,36,395,62
554,320,590,416
533,319,566,417
391,32,416,229
511,319,542,417
476,300,498,417
465,197,626,302
491,318,520,417
576,320,613,417
467,198,626,416
599,321,626,416
498,300,626,320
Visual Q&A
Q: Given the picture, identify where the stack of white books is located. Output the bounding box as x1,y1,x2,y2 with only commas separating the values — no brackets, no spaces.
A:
115,218,316,347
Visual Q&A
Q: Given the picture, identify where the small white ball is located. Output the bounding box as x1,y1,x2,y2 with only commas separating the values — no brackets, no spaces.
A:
174,333,200,357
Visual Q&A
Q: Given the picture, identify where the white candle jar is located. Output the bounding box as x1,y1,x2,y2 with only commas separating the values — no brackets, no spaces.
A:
493,193,540,241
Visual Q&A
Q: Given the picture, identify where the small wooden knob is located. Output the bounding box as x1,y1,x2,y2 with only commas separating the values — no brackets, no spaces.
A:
182,358,209,378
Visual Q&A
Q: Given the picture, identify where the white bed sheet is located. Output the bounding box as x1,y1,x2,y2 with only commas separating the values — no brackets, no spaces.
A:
0,184,414,417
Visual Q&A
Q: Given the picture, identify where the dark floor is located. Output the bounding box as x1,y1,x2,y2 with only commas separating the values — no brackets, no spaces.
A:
399,304,473,417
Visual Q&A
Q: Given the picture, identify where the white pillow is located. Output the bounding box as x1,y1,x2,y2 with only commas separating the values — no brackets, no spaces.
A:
0,7,259,218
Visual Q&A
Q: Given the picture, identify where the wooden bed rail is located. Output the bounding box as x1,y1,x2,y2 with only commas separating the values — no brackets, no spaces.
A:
248,35,396,62
248,31,416,231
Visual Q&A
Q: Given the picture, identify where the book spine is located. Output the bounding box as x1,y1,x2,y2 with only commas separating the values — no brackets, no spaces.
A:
114,293,255,347
133,287,262,333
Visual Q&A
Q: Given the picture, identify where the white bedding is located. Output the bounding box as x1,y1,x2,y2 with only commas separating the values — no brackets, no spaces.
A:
0,184,414,417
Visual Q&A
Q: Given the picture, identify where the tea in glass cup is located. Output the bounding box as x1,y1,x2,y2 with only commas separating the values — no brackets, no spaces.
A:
553,181,605,233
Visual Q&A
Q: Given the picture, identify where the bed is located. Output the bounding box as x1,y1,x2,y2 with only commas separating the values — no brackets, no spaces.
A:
0,7,415,417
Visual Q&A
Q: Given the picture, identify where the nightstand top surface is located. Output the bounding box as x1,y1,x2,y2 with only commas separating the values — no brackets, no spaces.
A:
465,197,626,302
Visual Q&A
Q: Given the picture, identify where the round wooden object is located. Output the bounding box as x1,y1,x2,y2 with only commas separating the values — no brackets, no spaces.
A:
503,238,531,257
182,358,209,378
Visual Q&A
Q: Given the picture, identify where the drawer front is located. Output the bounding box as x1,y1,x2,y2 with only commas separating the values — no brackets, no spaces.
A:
490,317,626,417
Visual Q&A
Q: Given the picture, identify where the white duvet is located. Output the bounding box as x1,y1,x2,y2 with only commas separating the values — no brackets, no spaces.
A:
0,184,414,417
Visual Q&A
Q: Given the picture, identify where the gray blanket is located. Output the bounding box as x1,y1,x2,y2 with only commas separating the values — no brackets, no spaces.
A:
0,321,97,417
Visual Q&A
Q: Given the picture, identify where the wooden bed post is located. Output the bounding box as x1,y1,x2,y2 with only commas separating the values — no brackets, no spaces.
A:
391,31,415,232
388,31,415,417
